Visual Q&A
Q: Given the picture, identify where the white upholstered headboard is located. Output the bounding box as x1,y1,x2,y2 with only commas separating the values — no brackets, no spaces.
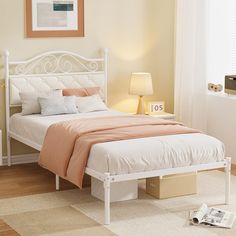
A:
10,74,106,105
4,50,108,106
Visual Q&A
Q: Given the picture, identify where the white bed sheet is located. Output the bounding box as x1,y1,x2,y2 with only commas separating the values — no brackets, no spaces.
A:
10,111,225,175
10,109,122,149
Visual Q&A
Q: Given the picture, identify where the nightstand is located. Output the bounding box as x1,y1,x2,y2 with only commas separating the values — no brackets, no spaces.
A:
148,112,175,120
0,129,2,165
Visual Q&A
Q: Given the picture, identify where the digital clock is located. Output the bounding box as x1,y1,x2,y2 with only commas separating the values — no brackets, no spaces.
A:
148,101,165,115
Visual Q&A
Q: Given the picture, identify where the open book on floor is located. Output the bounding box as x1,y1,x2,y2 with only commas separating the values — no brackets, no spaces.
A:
190,204,236,228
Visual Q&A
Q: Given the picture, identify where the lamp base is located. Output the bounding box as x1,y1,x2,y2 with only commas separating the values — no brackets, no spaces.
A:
136,96,145,114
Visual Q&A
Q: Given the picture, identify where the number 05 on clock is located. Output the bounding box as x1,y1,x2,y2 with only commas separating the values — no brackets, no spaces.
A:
148,101,165,115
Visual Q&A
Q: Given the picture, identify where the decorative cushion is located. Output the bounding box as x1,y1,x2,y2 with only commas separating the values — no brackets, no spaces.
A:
62,87,100,97
20,90,62,115
38,96,78,116
76,95,108,113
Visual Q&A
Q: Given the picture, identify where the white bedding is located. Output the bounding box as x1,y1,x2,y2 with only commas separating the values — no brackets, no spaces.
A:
10,110,122,149
10,111,225,175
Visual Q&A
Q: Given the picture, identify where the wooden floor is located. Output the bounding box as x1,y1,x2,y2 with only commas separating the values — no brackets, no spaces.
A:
0,219,20,236
0,163,235,235
0,163,86,236
0,163,77,200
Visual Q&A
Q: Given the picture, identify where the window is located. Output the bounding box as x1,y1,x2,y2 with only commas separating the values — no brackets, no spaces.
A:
207,0,235,86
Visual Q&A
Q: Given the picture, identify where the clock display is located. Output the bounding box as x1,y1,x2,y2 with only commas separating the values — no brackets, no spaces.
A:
148,101,165,115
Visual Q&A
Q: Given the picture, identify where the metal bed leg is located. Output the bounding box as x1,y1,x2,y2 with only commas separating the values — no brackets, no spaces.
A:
56,175,60,191
225,157,231,205
104,173,111,225
7,136,11,166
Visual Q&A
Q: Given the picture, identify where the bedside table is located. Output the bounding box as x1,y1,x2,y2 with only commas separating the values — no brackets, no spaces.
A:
148,112,175,120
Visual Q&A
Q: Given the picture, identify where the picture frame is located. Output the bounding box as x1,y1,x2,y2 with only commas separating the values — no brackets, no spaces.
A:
148,101,165,115
26,0,84,38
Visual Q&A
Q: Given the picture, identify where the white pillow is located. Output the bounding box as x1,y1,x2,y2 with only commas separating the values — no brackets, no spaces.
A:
39,96,78,116
20,90,62,115
76,95,108,113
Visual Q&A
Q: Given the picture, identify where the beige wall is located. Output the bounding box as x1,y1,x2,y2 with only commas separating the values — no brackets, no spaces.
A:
0,0,175,156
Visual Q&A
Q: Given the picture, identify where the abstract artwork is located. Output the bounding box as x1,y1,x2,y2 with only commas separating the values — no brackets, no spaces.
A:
26,0,84,37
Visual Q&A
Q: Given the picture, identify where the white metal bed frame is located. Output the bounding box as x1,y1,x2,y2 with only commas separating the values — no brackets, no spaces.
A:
3,50,231,225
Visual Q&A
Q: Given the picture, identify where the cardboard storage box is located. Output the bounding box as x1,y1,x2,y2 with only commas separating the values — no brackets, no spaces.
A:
146,173,197,199
91,177,138,202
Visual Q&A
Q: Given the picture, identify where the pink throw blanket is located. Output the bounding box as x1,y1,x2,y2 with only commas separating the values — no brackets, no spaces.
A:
39,115,199,188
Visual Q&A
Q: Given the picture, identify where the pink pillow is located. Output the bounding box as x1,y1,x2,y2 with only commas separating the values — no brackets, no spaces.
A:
63,87,100,97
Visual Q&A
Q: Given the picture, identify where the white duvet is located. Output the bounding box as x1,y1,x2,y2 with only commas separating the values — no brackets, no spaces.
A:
10,110,225,175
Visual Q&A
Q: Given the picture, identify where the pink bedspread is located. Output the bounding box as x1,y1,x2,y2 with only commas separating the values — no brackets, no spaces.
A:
39,115,199,188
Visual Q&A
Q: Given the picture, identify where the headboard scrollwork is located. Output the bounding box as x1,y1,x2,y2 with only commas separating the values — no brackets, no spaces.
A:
9,50,107,76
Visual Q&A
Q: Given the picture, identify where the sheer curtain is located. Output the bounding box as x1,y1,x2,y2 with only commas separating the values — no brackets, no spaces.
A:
174,0,208,131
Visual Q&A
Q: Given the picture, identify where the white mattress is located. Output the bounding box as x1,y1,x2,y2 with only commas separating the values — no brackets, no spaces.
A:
10,110,122,149
10,111,225,175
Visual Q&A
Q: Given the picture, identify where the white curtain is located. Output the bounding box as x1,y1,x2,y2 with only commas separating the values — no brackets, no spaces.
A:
174,0,208,131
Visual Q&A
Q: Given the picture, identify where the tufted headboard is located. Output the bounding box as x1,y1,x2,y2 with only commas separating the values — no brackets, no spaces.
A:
10,74,106,105
4,50,108,107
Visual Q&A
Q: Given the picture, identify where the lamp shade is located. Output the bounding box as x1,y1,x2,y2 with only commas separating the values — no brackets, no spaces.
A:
129,73,153,96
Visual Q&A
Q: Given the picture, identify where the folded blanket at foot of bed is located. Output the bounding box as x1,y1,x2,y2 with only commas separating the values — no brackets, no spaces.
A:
38,115,199,188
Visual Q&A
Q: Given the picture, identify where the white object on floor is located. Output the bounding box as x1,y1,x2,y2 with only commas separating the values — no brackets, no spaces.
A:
91,177,138,202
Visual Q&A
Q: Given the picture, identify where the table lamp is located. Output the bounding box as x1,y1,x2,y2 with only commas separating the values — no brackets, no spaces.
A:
129,72,153,114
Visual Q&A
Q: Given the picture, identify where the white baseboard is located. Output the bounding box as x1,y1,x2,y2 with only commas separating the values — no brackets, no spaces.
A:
1,153,38,166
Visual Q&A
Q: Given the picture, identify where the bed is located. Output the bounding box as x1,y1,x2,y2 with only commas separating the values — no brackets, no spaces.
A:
10,112,225,175
3,50,231,225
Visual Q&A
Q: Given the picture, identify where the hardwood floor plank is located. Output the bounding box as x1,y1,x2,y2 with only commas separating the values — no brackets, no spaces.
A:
0,220,19,236
0,163,76,199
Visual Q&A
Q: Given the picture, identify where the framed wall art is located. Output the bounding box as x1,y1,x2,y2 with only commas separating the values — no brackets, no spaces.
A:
26,0,84,37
